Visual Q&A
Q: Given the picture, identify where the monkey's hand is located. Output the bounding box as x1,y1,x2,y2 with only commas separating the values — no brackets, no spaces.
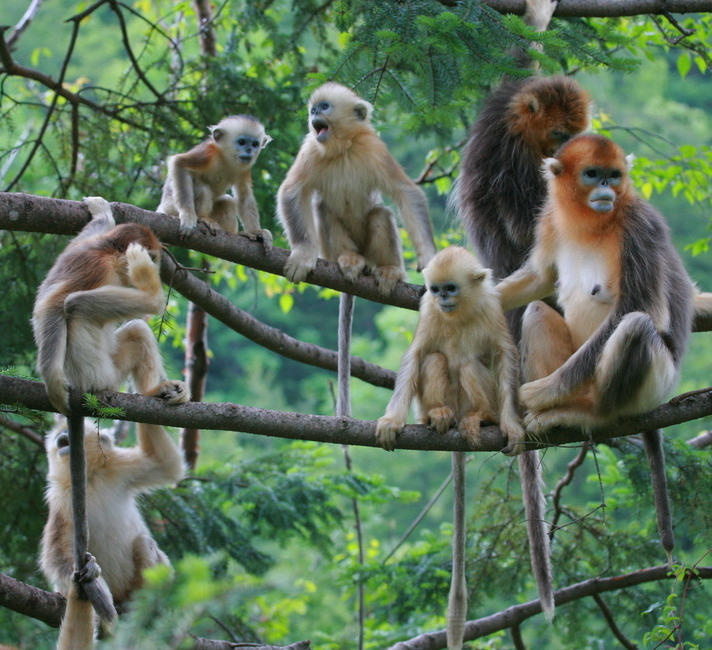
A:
459,414,482,448
374,265,407,296
74,552,102,585
83,196,115,225
427,406,455,435
375,415,404,451
337,252,367,283
284,248,318,283
148,380,190,404
126,243,162,296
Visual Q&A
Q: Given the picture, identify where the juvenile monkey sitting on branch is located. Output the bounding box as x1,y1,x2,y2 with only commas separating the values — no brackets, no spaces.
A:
158,114,272,242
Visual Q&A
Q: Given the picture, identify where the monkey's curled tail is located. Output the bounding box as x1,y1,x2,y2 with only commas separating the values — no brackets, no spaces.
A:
518,449,554,622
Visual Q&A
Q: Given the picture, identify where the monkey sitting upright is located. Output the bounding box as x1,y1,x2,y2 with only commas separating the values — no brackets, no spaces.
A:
277,82,436,294
41,381,187,649
375,246,525,649
158,114,272,240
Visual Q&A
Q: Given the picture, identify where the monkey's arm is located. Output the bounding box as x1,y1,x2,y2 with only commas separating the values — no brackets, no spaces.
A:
376,341,422,450
377,143,436,269
497,263,556,312
64,244,164,323
277,157,319,283
167,143,217,231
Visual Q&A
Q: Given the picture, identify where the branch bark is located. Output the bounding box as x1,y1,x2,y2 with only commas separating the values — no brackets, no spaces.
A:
387,565,712,649
479,0,712,17
2,375,712,452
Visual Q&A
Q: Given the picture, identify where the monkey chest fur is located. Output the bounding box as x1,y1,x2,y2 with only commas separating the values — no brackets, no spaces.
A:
555,241,619,348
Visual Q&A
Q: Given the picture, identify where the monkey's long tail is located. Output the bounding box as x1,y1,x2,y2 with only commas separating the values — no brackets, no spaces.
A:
642,429,674,559
447,450,467,650
519,449,554,622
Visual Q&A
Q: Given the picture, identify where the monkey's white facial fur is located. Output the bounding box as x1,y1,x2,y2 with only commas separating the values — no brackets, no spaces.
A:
428,281,460,313
307,82,374,145
48,424,113,459
210,116,271,167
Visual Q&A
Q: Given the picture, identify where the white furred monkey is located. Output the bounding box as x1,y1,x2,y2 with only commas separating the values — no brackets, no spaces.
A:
158,114,272,241
41,381,187,649
277,82,436,294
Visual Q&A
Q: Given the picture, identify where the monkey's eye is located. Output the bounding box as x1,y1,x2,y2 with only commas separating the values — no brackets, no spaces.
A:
311,101,332,115
56,432,69,450
443,283,458,295
429,284,441,295
581,167,601,186
251,139,260,148
237,138,247,146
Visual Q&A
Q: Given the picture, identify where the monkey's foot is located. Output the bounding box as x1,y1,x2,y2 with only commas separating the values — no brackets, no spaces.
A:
524,406,596,435
148,380,190,404
338,252,367,282
375,416,404,451
240,228,273,252
427,405,455,435
500,416,527,456
196,219,218,236
519,374,563,412
459,414,483,448
374,265,406,295
284,249,318,283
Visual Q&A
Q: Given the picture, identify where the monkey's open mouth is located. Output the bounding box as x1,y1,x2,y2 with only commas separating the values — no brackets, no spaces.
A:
239,154,253,162
312,118,329,142
440,303,456,313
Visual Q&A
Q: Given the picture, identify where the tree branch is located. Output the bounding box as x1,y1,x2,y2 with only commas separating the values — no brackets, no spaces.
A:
2,375,712,452
387,565,712,649
0,574,310,649
2,192,711,333
477,0,712,17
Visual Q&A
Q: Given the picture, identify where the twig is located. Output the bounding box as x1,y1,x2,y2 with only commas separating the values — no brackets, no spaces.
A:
549,442,590,541
592,594,638,649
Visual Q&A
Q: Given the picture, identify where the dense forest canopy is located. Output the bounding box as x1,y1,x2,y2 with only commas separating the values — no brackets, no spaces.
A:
1,1,712,648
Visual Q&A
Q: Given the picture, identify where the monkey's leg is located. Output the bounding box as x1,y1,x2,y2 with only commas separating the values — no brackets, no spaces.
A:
113,320,172,395
520,301,574,383
210,195,239,234
459,361,497,448
364,206,406,295
313,200,366,282
419,353,456,434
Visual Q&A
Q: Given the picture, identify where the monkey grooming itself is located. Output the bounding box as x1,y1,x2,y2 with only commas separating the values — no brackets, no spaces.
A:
375,247,525,649
158,114,272,241
277,82,436,294
41,382,187,649
32,196,186,414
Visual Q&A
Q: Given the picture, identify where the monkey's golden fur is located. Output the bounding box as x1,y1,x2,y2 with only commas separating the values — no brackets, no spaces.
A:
376,246,524,452
498,134,694,432
277,82,435,293
41,383,187,649
158,114,271,239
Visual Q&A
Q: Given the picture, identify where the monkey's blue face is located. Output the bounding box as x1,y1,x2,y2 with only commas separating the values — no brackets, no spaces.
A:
234,134,262,163
310,100,333,142
429,282,460,313
581,166,622,213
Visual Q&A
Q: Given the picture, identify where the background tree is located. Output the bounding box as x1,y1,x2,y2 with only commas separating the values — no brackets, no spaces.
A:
1,1,712,648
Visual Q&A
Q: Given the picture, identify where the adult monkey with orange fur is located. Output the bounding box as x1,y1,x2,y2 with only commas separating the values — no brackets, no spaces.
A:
158,114,272,241
451,0,585,623
498,133,694,557
41,383,187,649
277,82,436,293
376,247,525,649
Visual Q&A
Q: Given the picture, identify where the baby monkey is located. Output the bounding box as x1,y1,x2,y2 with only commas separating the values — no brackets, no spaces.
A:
158,114,272,240
375,246,524,453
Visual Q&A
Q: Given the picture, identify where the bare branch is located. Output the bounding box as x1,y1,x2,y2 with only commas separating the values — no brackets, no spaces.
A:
5,0,44,49
549,442,590,541
688,430,712,448
1,376,712,452
0,413,44,447
387,565,712,649
592,594,638,650
476,0,712,17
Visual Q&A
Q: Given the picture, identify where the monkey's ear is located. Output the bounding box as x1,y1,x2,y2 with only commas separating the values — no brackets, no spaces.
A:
209,125,226,142
471,269,487,283
353,99,373,121
261,134,273,148
543,157,563,178
625,152,635,171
